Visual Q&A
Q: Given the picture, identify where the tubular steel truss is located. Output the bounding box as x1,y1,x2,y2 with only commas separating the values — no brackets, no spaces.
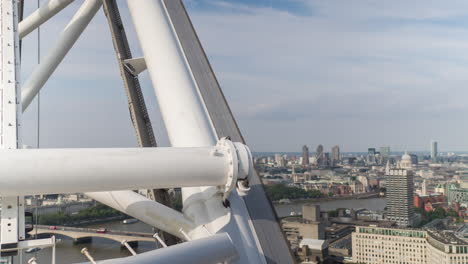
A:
0,0,294,263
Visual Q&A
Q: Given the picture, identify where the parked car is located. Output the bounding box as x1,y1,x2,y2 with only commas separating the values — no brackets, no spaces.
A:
48,226,57,230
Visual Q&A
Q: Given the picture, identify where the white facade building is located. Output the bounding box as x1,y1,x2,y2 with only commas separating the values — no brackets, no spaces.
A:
353,226,468,264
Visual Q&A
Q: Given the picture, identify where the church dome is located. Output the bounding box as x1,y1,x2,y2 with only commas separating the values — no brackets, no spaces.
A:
400,151,413,169
402,152,411,161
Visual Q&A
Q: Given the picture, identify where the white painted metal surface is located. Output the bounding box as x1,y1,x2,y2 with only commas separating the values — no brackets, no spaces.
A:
21,0,102,110
153,233,167,248
0,0,22,247
126,1,266,263
126,0,217,148
0,140,252,196
0,0,276,262
123,57,147,75
81,248,97,264
0,237,56,252
18,0,74,39
121,240,137,256
86,191,195,239
99,233,238,264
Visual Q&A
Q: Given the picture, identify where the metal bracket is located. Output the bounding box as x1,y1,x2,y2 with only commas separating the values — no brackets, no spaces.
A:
123,57,147,76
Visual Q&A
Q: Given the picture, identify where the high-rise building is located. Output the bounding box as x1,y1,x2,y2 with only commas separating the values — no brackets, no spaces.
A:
323,153,330,167
331,145,340,166
275,154,285,167
302,145,309,166
379,146,390,158
367,148,376,165
409,154,418,165
316,145,324,165
431,140,438,161
386,167,415,227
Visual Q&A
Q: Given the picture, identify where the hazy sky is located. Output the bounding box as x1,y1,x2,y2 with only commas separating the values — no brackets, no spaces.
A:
20,0,468,152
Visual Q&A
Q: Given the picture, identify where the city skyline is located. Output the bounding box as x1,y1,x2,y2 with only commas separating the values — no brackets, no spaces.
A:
253,141,458,154
17,1,468,152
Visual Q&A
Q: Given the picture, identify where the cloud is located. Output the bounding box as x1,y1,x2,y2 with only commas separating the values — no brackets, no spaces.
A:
17,0,468,152
185,0,468,151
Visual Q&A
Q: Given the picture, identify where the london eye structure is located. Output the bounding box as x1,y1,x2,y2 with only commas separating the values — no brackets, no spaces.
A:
0,1,293,263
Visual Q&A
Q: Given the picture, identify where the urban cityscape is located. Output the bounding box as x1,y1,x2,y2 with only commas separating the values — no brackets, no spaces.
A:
255,140,468,263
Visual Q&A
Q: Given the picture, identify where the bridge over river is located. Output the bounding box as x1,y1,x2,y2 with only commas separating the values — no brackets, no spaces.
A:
29,225,156,246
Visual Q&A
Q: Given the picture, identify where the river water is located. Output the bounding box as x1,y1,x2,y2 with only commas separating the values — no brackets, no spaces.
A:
13,197,386,263
274,197,387,218
13,221,157,264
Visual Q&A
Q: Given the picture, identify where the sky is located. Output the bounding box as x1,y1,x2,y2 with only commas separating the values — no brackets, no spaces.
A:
19,0,468,152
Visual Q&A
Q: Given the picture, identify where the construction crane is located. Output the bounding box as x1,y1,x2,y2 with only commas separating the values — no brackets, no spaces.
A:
0,0,294,263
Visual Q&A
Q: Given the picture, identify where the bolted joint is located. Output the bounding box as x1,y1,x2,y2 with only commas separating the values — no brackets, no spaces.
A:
216,138,254,201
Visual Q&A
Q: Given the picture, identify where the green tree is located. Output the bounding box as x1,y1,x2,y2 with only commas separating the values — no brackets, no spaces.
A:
265,184,325,201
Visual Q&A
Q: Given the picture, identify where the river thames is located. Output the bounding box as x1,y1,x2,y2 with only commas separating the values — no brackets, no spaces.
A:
274,197,387,217
14,197,386,263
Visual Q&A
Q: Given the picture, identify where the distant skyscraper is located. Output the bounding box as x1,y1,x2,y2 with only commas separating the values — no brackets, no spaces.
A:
409,154,418,165
274,154,285,167
386,168,415,227
431,140,438,161
331,145,340,166
316,145,324,165
380,146,390,158
302,145,309,165
367,148,376,164
323,153,330,167
421,179,427,196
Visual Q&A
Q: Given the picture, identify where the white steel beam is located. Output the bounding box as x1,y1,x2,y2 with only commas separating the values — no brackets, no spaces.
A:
86,191,195,239
126,1,265,263
121,240,137,256
0,237,56,253
126,0,217,148
99,233,238,264
0,139,252,196
19,0,74,39
21,0,101,111
1,0,23,251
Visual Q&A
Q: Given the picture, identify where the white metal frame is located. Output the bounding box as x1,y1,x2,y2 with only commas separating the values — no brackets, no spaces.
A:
1,0,23,250
0,0,267,263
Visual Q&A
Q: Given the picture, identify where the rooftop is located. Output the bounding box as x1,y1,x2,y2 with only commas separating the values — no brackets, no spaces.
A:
428,230,468,246
299,239,328,250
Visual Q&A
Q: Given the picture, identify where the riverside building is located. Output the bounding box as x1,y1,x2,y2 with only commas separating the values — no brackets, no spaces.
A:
352,226,468,264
